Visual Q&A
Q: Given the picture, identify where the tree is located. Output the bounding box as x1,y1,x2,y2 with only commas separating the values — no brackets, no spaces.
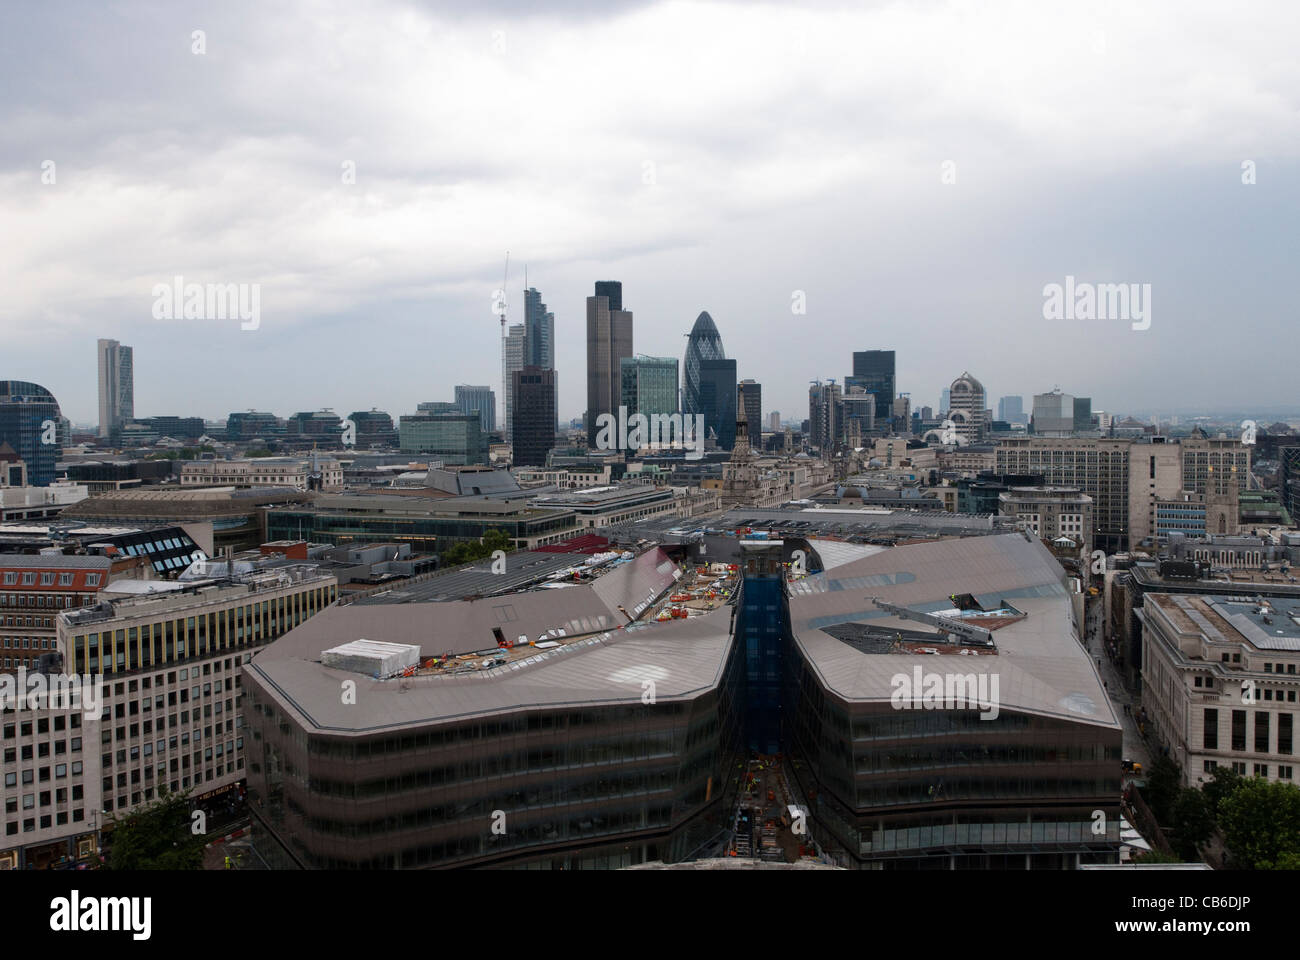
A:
1170,788,1215,861
1133,848,1182,864
106,789,207,870
1218,777,1300,869
1146,755,1182,824
1203,766,1245,815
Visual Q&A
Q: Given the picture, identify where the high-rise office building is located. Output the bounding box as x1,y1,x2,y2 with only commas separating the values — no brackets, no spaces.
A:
1073,396,1093,433
586,282,634,448
808,380,841,451
841,388,874,443
512,366,556,468
504,324,526,443
522,287,554,371
1031,390,1077,436
455,385,497,434
399,412,487,465
620,356,679,419
97,339,134,439
947,372,988,443
998,396,1025,424
0,381,62,487
682,311,727,420
768,412,781,432
698,358,737,450
848,350,895,427
939,387,951,415
738,379,762,444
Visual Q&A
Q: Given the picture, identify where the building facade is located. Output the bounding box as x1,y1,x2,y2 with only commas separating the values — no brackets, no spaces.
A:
512,366,556,468
586,282,634,448
453,387,496,435
97,339,134,440
0,382,63,487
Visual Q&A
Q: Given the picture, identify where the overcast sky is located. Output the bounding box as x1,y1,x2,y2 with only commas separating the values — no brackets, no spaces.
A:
2,0,1297,427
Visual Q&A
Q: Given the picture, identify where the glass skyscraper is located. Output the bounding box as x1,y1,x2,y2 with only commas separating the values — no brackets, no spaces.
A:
849,349,895,426
522,287,554,371
0,381,62,487
585,282,633,448
683,310,726,423
697,358,737,450
97,338,133,439
620,356,679,418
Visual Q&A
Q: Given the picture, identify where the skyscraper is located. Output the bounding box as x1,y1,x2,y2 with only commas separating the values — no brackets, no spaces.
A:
512,366,556,468
97,338,134,438
738,379,762,445
849,350,895,428
455,385,497,434
698,358,737,450
504,324,526,443
586,282,634,447
998,395,1025,424
522,287,554,371
946,372,987,443
683,311,726,419
808,380,841,451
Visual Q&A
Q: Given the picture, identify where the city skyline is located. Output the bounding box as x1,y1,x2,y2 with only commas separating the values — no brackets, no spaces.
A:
5,4,1299,425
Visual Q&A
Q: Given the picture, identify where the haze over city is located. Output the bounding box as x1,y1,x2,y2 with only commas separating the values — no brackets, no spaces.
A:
3,0,1298,424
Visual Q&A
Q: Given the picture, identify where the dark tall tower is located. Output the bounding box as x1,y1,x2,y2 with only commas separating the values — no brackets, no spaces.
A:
849,350,896,428
586,282,633,448
513,366,557,467
698,358,737,450
522,288,554,371
738,379,762,445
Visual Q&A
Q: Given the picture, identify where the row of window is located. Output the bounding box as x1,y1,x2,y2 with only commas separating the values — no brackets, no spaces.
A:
0,572,98,588
1203,709,1294,753
3,739,82,765
4,808,86,836
1203,760,1294,779
3,762,83,786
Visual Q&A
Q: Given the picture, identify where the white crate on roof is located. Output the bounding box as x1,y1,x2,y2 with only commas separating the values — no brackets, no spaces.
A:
321,639,421,677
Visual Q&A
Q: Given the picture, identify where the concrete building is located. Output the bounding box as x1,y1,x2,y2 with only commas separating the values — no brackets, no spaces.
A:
998,486,1094,555
1141,593,1299,788
180,457,343,493
586,283,634,448
946,372,987,444
808,381,841,452
0,560,337,869
96,340,134,440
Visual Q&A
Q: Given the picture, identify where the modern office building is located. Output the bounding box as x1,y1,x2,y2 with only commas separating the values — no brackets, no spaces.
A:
1280,447,1300,524
808,381,841,452
586,283,634,448
697,358,738,450
512,366,557,468
998,396,1025,425
1141,593,1299,788
939,388,951,416
503,323,526,444
399,413,487,465
522,287,555,371
1030,390,1080,436
841,388,875,444
768,412,781,432
0,562,339,870
620,356,679,420
224,411,285,441
453,386,496,435
345,409,398,449
96,339,134,440
738,380,762,446
946,372,988,444
0,382,63,487
682,311,726,423
848,350,895,427
1073,397,1093,433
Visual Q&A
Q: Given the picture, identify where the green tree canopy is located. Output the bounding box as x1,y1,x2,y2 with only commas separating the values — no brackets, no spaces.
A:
1218,777,1300,869
1146,755,1182,824
106,789,207,870
1170,788,1215,861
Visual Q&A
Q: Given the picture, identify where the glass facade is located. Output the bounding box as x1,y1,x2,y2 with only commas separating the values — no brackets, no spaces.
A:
620,356,679,419
0,381,62,487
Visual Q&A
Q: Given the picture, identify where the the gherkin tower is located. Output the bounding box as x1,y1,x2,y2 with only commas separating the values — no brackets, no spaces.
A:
683,311,725,416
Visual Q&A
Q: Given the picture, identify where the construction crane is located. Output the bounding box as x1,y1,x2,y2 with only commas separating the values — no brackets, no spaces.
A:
498,252,510,431
868,597,995,647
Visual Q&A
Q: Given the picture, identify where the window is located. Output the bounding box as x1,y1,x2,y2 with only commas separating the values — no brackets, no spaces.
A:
1203,709,1219,750
1231,710,1247,751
